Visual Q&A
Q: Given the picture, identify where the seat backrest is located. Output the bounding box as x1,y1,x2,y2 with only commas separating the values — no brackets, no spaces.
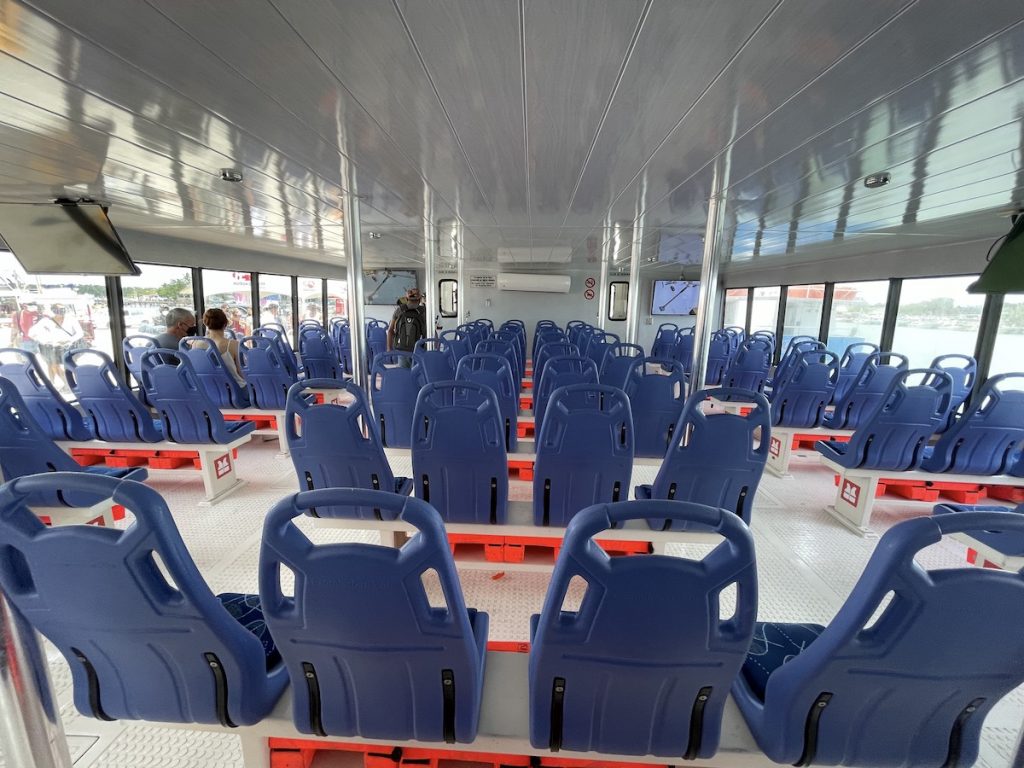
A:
413,337,457,384
330,320,352,374
649,388,770,526
723,326,745,356
457,322,486,350
532,384,633,527
122,334,159,388
825,352,909,430
746,512,1024,767
65,349,162,442
599,342,645,389
438,330,472,363
491,330,524,378
534,355,599,428
178,338,248,408
299,319,322,330
626,358,688,458
239,336,295,409
365,321,388,368
675,326,695,374
530,499,756,758
535,342,580,383
929,353,978,430
140,350,238,443
298,327,341,380
722,339,773,394
498,322,526,362
651,323,679,358
826,368,953,471
455,353,518,451
411,381,508,524
285,379,401,518
566,321,590,348
769,349,839,428
256,325,299,379
475,339,519,386
583,331,620,370
0,348,91,440
833,342,880,402
533,328,567,363
705,333,731,385
771,339,824,389
0,377,89,505
0,473,283,726
259,488,486,742
369,352,419,448
920,373,1024,475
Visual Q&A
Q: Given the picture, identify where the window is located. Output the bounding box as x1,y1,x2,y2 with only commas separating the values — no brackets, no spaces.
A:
298,277,324,323
326,279,347,319
438,279,458,318
258,273,294,340
827,280,888,354
783,284,825,346
608,281,629,321
121,264,194,338
749,286,780,335
203,269,253,337
1,252,112,394
988,294,1024,376
723,289,748,330
892,276,983,368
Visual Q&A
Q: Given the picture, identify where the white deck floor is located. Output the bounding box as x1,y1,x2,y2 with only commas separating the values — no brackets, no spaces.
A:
3,440,1021,767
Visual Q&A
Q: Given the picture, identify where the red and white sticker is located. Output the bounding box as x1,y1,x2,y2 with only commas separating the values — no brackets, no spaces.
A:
769,436,781,457
214,453,233,479
584,288,595,300
584,277,596,289
841,479,861,507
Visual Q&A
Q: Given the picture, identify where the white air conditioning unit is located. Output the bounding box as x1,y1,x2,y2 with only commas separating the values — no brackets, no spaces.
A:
496,272,571,293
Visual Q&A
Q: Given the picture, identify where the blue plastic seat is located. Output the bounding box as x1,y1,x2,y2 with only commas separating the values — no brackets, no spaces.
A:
533,384,633,526
178,338,250,408
256,325,299,380
534,342,580,384
599,342,645,390
534,355,599,429
330,319,352,374
635,388,770,528
369,352,419,448
0,348,92,440
239,336,295,409
285,379,411,518
722,338,773,394
769,349,839,428
704,333,731,385
438,330,472,364
413,337,457,384
0,378,148,506
823,352,909,430
140,350,256,444
816,369,953,471
411,381,508,524
122,334,159,402
675,326,695,374
475,339,519,387
0,472,285,725
458,322,487,351
565,321,588,348
498,323,527,373
64,349,163,442
582,330,620,371
259,488,488,742
768,338,824,392
529,499,756,758
733,511,1024,767
651,322,679,358
919,373,1024,475
491,329,525,381
723,326,745,356
366,320,389,369
933,502,1024,556
626,358,688,458
298,326,342,380
532,328,567,365
833,342,880,402
455,353,519,451
929,353,978,429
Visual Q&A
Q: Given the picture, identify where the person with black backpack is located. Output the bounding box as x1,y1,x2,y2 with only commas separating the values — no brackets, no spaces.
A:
387,287,426,366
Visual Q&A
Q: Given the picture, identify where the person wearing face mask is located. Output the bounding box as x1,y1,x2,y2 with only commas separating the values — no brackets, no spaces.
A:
387,287,426,367
154,307,197,350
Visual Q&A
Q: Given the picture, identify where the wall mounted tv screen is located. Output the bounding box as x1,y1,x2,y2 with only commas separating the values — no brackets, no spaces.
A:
363,268,417,306
651,280,700,315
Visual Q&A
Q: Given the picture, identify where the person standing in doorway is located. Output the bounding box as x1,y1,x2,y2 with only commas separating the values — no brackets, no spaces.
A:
387,287,426,366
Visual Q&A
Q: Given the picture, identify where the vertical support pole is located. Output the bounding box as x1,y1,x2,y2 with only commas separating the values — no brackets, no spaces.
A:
320,278,329,321
597,216,612,330
105,275,127,375
879,278,902,352
775,287,788,360
625,175,647,345
423,188,439,335
0,591,73,768
455,219,467,324
973,292,1002,389
691,159,727,391
342,183,367,389
289,275,299,339
818,283,835,344
744,287,754,334
250,272,262,331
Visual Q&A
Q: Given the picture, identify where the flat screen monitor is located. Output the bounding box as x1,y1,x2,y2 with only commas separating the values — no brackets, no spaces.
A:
651,280,700,315
0,202,140,275
363,268,418,306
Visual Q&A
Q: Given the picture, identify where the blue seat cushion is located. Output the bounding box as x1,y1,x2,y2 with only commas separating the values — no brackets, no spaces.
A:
217,593,280,668
742,621,825,700
225,420,257,439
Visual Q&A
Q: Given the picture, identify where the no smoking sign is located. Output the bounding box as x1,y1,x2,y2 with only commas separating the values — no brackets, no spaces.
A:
584,288,595,300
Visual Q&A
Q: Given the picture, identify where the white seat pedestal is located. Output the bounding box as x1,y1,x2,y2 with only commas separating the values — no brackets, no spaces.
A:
819,456,1023,537
30,500,117,527
384,446,663,470
222,408,289,457
312,499,719,572
764,426,853,477
59,434,252,505
951,532,1024,571
152,651,770,768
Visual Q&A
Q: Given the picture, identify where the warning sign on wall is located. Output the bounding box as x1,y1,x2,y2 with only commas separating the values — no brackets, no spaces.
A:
584,288,595,300
584,277,596,289
470,274,496,288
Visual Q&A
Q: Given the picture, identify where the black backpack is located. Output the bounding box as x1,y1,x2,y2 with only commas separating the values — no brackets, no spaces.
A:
394,305,425,351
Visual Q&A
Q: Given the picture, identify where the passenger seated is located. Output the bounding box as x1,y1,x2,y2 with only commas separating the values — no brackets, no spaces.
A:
153,307,197,351
192,308,251,406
